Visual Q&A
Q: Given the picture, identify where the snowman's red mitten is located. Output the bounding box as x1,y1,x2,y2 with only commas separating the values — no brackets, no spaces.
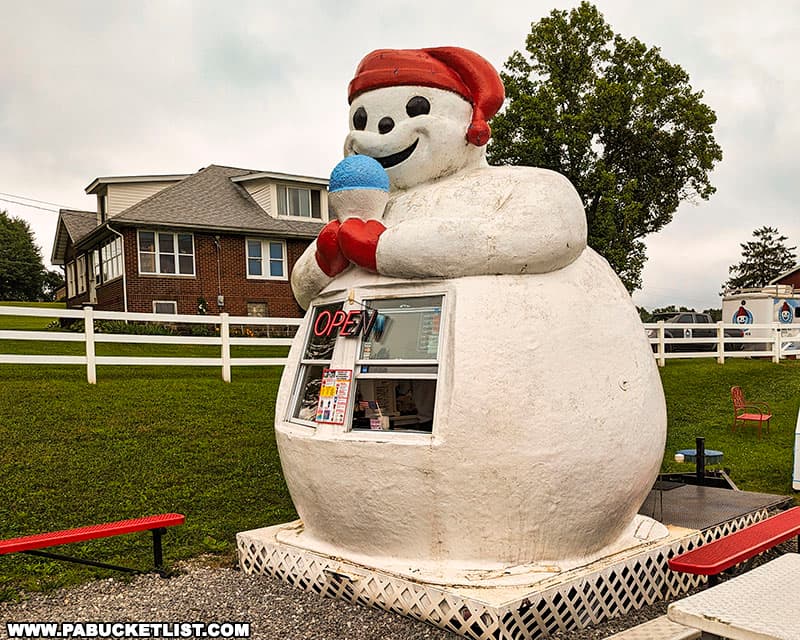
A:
315,220,349,277
338,218,386,272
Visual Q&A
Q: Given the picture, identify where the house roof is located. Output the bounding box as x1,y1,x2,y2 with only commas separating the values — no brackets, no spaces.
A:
51,209,97,265
104,164,325,238
61,209,97,240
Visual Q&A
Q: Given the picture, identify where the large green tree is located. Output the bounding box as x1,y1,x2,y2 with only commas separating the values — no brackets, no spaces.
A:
0,210,47,301
723,226,796,292
489,2,723,291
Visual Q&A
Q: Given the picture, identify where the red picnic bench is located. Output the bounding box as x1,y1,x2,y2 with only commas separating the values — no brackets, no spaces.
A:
0,513,185,575
668,506,800,585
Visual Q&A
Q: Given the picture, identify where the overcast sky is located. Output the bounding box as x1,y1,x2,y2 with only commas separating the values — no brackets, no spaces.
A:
1,0,797,310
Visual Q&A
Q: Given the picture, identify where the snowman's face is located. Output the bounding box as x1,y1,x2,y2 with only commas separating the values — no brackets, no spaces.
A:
344,86,484,190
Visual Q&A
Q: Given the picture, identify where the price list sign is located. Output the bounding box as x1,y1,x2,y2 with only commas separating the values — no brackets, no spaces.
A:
315,369,353,425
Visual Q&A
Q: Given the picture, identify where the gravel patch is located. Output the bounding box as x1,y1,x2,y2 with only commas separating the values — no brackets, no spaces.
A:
0,558,457,640
1,543,796,640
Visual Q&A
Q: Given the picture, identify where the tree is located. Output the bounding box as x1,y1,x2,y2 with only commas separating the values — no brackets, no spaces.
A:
488,2,723,291
41,269,65,302
0,210,47,301
723,226,797,292
650,305,694,316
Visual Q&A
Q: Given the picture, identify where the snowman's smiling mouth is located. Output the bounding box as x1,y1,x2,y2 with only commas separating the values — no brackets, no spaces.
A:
372,139,419,169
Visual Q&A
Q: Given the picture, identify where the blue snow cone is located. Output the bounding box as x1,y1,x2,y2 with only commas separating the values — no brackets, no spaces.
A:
329,155,390,193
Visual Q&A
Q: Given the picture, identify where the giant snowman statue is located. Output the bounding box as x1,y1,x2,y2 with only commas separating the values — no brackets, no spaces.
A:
274,47,667,579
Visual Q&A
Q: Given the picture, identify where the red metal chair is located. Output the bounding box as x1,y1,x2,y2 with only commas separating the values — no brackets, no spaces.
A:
731,386,772,438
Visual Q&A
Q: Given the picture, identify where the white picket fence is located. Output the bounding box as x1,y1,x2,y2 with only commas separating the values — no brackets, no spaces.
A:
0,305,300,383
644,320,800,366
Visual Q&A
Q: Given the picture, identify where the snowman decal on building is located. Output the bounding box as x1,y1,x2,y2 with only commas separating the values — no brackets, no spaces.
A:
275,47,667,577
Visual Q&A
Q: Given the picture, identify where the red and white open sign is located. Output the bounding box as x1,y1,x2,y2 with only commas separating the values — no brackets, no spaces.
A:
313,308,379,339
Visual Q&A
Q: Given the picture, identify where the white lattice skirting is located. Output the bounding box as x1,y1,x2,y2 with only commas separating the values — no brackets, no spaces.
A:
237,510,768,640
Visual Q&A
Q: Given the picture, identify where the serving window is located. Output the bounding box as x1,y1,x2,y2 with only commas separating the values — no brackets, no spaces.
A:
288,293,444,435
352,295,442,434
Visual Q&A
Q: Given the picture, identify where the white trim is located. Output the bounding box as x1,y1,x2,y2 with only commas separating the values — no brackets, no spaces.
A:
85,174,189,194
152,300,178,314
231,171,328,187
246,238,288,280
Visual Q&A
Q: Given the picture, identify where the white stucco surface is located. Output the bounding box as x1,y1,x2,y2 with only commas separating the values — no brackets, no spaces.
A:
276,256,667,575
274,48,668,577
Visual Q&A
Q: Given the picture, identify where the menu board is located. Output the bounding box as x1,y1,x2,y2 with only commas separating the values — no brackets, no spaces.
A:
315,369,353,425
417,307,440,356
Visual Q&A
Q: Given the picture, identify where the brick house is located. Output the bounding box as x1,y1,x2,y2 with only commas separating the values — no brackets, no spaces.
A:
51,165,327,318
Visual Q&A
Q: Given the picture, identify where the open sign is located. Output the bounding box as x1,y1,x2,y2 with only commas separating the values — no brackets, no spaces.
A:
313,308,380,339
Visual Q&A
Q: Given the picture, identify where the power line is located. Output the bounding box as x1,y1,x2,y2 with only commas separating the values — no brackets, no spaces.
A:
0,196,60,213
0,191,69,208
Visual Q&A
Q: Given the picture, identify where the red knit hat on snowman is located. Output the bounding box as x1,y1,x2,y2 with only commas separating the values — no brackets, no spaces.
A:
348,47,505,147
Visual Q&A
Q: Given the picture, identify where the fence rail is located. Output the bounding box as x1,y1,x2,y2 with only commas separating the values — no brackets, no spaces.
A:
643,320,800,367
3,307,800,382
0,305,300,383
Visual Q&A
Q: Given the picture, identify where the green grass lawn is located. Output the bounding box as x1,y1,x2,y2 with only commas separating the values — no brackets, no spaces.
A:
0,302,66,331
1,306,800,600
658,358,800,495
0,364,295,600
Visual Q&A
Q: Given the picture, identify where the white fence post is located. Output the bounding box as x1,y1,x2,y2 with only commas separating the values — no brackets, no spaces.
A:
657,321,666,367
84,306,96,384
220,312,231,382
773,326,781,363
716,321,725,364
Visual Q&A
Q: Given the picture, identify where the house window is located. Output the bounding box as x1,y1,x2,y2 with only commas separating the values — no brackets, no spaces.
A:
276,185,321,219
247,302,268,317
66,261,76,298
100,237,123,281
247,238,287,279
76,255,87,294
153,300,177,314
291,302,343,424
138,231,195,276
93,250,101,285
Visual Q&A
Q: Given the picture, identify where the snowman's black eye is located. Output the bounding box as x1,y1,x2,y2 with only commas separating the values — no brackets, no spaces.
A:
352,106,367,130
406,96,430,117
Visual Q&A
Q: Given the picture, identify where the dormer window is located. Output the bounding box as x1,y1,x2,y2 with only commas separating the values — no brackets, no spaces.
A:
277,185,322,219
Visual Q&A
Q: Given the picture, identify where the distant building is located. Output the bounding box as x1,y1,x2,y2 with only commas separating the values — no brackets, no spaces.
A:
51,165,327,317
770,266,800,290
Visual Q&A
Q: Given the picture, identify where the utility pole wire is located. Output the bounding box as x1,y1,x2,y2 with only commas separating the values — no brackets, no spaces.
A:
0,196,60,213
0,191,70,208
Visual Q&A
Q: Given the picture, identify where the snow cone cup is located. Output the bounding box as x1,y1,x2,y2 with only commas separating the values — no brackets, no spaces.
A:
328,155,389,221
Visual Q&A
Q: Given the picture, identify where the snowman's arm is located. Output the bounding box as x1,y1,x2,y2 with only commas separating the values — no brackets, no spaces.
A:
375,173,588,278
291,241,334,310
